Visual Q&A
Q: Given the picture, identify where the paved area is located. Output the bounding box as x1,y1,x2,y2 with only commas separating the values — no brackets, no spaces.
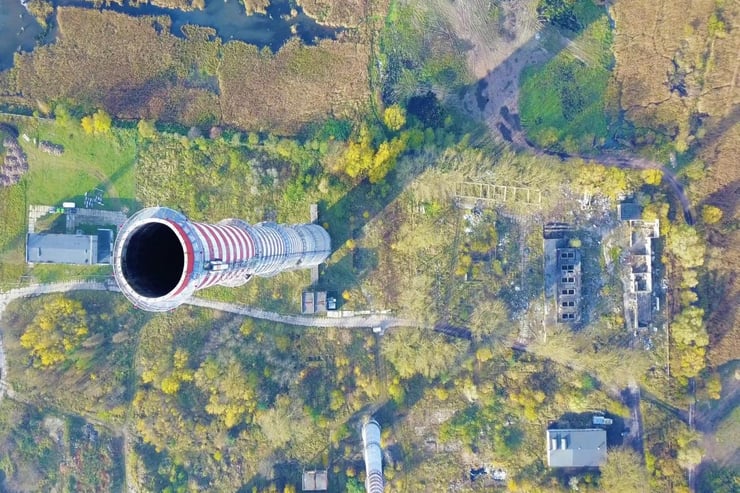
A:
66,208,128,233
27,204,54,233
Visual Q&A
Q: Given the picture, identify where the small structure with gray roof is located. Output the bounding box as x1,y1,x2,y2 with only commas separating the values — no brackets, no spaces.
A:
546,428,607,468
26,231,112,265
301,469,328,491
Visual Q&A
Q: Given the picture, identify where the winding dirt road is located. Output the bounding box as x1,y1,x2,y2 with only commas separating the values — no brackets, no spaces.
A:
589,153,694,224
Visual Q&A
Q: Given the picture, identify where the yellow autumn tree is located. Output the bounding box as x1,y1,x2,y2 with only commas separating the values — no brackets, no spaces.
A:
343,125,374,179
368,134,407,183
81,109,112,135
80,115,95,134
576,163,629,200
20,296,88,367
641,168,663,186
383,104,406,131
701,205,723,225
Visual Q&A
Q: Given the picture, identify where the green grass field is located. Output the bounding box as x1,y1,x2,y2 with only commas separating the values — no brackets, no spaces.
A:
22,120,137,207
0,116,137,285
519,15,615,154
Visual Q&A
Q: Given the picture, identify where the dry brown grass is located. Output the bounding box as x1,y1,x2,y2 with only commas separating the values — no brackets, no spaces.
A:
698,123,739,367
4,7,371,133
297,0,366,27
148,0,200,9
613,0,739,136
218,38,370,134
12,8,179,109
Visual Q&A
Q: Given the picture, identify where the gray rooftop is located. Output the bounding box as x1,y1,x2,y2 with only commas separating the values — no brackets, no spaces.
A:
302,470,328,491
97,229,113,264
27,233,99,265
546,428,607,468
618,202,642,221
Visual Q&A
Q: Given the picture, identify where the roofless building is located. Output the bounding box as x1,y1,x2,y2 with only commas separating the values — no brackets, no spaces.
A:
112,207,331,312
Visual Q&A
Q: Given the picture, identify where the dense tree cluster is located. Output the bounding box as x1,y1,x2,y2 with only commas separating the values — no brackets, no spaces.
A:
19,296,88,367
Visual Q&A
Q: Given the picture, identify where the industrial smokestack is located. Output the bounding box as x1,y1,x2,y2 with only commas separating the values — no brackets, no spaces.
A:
362,420,384,493
112,207,331,312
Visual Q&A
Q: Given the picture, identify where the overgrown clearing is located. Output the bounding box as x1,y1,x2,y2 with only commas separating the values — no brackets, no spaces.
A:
519,5,615,154
0,400,124,492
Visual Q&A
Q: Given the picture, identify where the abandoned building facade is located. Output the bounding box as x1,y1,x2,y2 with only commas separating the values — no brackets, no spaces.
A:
544,223,583,325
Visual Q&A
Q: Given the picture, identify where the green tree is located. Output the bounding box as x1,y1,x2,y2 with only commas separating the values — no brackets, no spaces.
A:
468,299,508,341
671,307,707,347
677,443,704,470
476,347,494,363
576,163,629,200
137,119,157,140
697,464,738,493
54,103,76,128
20,296,88,367
255,395,295,449
599,448,648,493
704,372,722,400
194,357,257,428
708,12,727,38
666,225,705,269
346,477,364,493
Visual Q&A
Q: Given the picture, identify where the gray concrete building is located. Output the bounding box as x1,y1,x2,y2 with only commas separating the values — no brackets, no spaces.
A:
546,428,607,468
544,223,582,325
26,231,112,265
618,201,660,331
